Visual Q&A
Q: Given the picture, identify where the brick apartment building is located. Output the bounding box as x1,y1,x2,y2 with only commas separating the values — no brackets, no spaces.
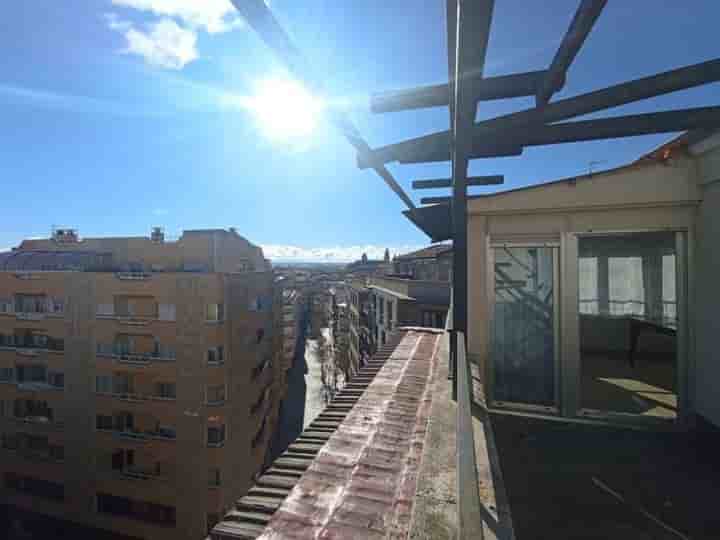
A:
0,227,284,540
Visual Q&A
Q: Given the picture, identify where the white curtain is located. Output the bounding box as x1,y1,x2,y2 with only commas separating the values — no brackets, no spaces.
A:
578,233,677,323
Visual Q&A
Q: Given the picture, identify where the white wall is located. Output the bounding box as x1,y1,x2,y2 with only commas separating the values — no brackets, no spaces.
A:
693,140,720,426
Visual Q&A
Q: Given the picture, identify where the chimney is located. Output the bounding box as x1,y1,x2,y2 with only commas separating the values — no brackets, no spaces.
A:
151,227,165,243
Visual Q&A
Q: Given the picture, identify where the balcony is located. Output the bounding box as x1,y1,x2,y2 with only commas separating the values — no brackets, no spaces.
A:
13,415,64,430
0,333,65,354
97,427,176,443
97,343,176,365
2,434,64,464
115,271,151,280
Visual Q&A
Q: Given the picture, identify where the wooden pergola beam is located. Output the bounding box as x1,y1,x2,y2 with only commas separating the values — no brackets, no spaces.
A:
360,58,720,167
536,0,607,105
412,176,504,189
371,71,550,113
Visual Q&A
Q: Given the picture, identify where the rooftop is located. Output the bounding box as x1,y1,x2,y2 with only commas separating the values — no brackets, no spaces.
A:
2,228,268,274
394,244,452,261
210,328,445,539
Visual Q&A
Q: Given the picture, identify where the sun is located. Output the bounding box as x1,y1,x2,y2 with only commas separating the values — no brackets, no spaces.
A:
247,77,324,141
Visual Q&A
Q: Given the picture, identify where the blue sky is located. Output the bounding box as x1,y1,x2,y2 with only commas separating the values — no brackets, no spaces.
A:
1,1,718,261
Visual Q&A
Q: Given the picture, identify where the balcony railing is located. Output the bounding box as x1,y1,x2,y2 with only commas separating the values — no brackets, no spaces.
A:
0,337,65,353
99,428,176,442
17,381,63,392
451,330,485,539
115,272,151,280
97,345,176,364
96,391,176,403
13,415,64,429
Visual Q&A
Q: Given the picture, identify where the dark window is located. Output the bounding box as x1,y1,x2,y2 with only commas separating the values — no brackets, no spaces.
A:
96,414,113,430
97,493,175,526
155,382,176,399
207,425,226,446
5,473,64,501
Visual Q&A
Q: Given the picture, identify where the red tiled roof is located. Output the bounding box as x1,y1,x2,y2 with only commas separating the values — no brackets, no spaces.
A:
210,328,441,540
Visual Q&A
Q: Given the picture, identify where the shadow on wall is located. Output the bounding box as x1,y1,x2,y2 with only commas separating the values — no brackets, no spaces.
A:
268,311,310,463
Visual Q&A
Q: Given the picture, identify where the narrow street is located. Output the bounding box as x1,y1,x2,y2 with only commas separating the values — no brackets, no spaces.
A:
302,336,325,429
269,312,344,459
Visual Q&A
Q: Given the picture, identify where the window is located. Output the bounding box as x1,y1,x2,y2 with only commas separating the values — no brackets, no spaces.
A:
96,303,114,317
207,425,226,447
207,346,224,365
97,493,176,526
249,297,263,311
96,414,113,430
206,384,226,405
154,425,176,439
0,299,12,314
5,473,64,502
208,468,221,487
51,298,64,314
206,303,224,322
158,303,176,321
96,375,112,394
49,445,64,461
48,372,64,388
2,433,19,450
155,382,176,399
16,365,46,383
0,368,13,382
14,295,47,314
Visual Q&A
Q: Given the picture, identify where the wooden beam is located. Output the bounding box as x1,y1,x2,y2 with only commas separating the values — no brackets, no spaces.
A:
358,58,720,167
537,0,607,105
371,71,549,113
413,176,504,189
420,197,452,205
470,106,720,156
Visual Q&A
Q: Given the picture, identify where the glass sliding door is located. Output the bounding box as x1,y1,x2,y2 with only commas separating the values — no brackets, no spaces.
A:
578,232,679,419
490,245,559,409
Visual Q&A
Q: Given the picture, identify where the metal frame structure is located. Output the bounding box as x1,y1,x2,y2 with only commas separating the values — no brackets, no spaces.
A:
231,2,718,538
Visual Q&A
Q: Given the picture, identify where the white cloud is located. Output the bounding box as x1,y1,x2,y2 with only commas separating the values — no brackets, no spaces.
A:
121,18,198,70
261,244,425,263
111,0,243,33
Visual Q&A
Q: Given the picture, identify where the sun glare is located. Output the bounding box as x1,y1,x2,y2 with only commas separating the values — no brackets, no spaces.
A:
247,78,324,141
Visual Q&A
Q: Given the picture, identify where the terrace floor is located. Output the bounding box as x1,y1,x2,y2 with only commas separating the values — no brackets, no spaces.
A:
491,412,720,539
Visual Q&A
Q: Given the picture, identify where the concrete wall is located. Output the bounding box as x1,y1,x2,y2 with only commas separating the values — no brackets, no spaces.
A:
693,139,720,426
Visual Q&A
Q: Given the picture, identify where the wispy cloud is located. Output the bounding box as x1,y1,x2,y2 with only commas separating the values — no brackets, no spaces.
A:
152,208,169,216
106,0,247,69
261,244,424,263
122,18,198,70
111,0,244,34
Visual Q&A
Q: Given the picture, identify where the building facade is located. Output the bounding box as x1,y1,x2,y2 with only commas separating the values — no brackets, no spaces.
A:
393,244,453,282
0,228,283,540
464,131,720,427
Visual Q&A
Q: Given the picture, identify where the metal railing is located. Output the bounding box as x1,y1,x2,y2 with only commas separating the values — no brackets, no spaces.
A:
452,330,484,540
